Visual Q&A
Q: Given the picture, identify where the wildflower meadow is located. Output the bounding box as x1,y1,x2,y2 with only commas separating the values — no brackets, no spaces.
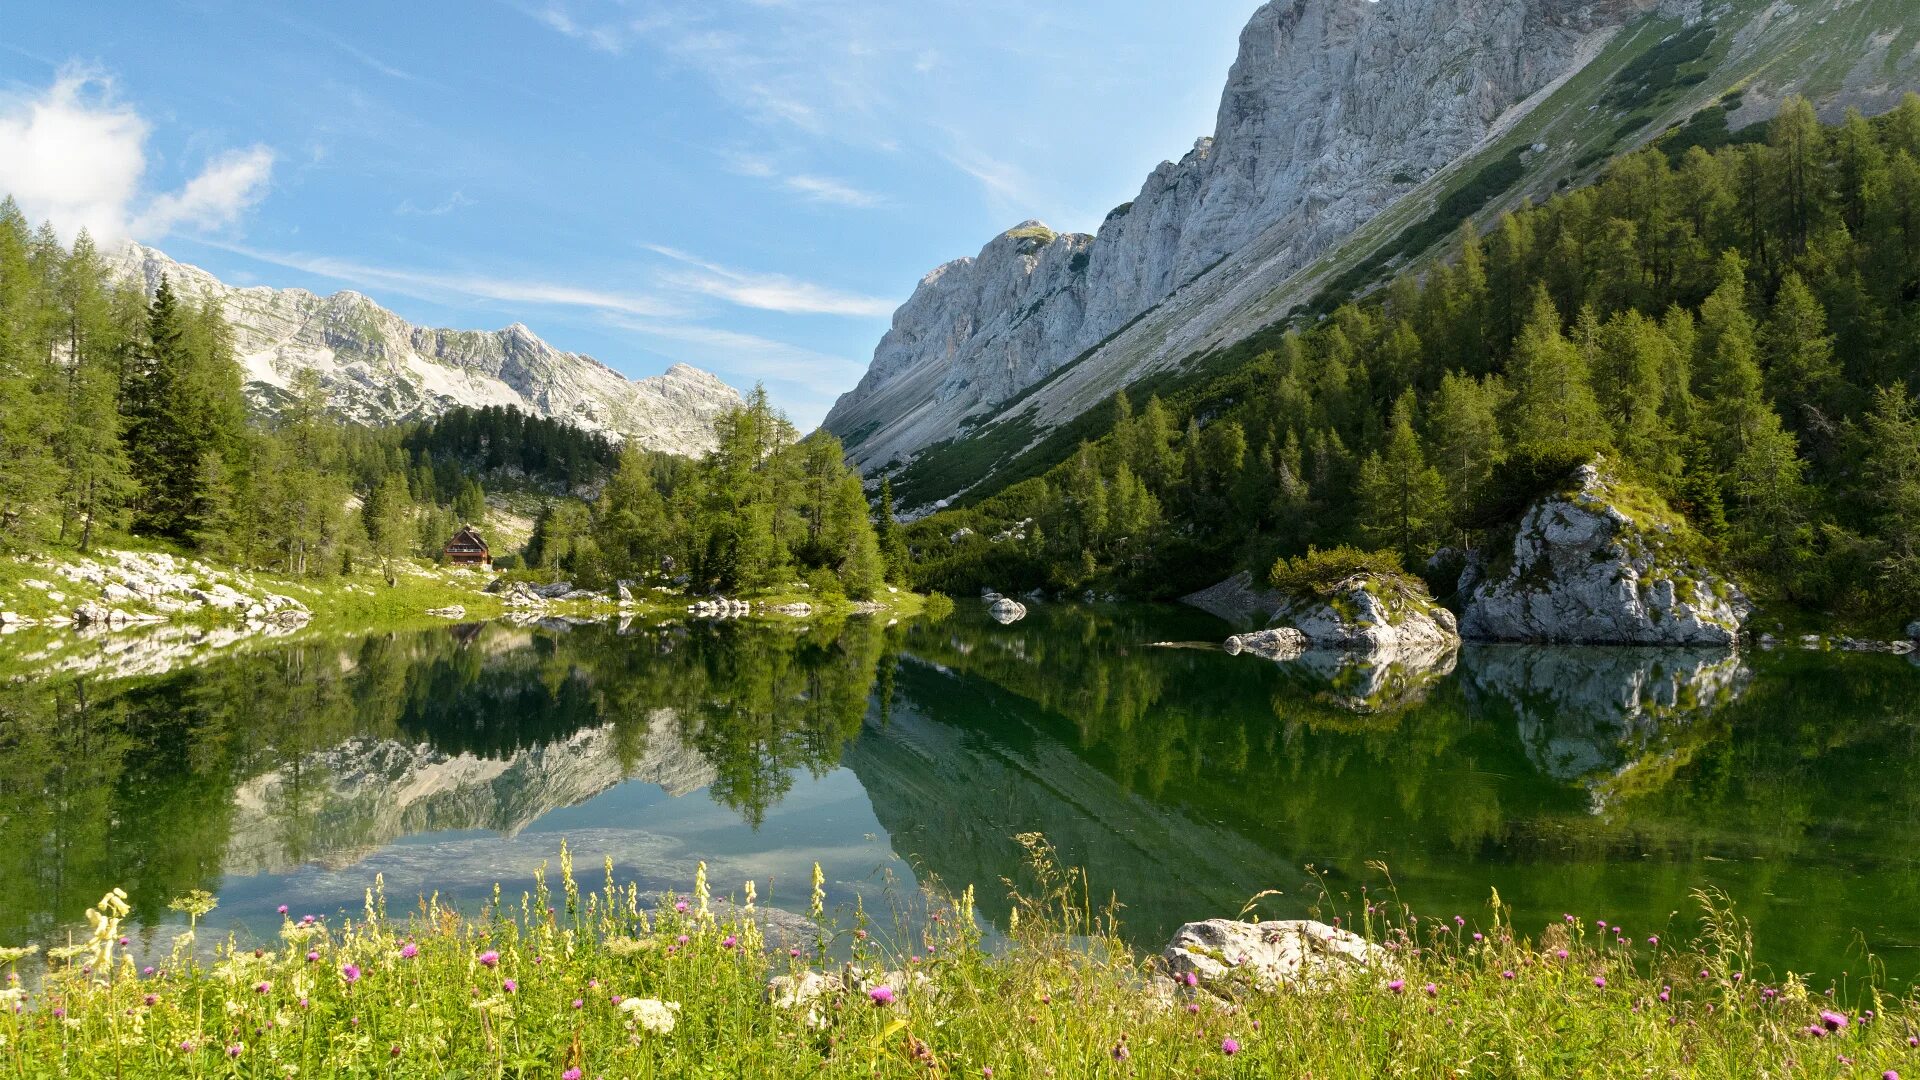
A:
1,841,1916,1077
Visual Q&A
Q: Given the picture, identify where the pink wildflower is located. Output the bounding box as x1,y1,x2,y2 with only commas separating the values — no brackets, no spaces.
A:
1222,1038,1240,1056
869,986,895,1006
478,951,500,968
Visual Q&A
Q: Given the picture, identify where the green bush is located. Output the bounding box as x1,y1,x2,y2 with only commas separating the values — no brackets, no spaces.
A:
1268,545,1409,597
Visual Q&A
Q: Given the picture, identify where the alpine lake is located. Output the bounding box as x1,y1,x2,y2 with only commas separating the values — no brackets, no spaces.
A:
4,601,1918,987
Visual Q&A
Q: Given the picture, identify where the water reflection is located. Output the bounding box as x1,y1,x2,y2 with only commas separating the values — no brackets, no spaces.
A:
1,604,1917,983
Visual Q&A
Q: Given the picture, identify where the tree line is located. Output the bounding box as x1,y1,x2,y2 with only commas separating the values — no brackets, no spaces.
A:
0,203,898,599
911,95,1920,622
522,388,902,599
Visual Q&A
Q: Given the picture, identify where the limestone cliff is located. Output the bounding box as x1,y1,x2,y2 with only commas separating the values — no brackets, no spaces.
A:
111,244,742,457
827,0,1919,508
826,0,1657,485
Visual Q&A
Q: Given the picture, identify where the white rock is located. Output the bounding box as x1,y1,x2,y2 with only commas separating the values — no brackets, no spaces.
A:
1163,919,1383,992
1223,627,1307,660
1461,463,1750,645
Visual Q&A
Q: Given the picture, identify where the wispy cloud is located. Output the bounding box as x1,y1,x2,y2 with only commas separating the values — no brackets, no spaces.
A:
0,67,275,244
782,173,881,208
941,144,1034,208
645,244,894,317
282,15,432,85
609,317,868,389
725,152,882,208
395,190,476,216
200,239,684,320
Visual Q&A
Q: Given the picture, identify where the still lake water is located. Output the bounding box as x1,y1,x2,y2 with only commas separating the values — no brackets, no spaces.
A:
4,603,1918,984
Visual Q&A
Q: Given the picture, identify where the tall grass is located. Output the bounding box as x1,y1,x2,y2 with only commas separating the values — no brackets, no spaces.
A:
2,840,1915,1077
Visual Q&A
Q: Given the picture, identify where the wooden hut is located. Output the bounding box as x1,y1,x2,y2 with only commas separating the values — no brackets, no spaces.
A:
443,525,491,568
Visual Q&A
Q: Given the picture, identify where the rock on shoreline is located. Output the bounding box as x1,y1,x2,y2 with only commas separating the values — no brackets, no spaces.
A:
1461,463,1750,646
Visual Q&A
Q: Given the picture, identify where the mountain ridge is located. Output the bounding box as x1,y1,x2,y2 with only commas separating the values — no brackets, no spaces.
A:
828,0,1920,511
111,243,743,458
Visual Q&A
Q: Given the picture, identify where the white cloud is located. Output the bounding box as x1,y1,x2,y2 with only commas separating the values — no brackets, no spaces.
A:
130,146,275,237
646,244,895,317
199,240,684,320
0,68,274,245
395,190,477,216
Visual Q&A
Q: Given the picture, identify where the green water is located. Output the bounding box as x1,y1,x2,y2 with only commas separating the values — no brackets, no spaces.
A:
3,604,1917,984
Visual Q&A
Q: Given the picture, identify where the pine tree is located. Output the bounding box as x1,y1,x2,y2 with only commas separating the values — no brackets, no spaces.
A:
1861,382,1920,604
1356,395,1447,558
53,230,134,551
1425,372,1506,541
1505,286,1608,454
364,472,413,586
1760,272,1840,424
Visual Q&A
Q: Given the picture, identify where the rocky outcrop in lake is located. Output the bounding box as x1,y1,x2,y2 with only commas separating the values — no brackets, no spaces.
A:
1274,573,1458,651
1460,463,1750,645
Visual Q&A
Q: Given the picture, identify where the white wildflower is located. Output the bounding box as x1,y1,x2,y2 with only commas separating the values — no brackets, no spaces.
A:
617,996,680,1035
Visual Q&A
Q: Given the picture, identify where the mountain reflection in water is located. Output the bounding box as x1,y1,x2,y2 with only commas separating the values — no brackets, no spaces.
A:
2,604,1917,982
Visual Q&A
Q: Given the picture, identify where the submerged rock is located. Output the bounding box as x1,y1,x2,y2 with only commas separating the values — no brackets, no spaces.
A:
1461,462,1750,646
1223,626,1307,660
1162,919,1382,991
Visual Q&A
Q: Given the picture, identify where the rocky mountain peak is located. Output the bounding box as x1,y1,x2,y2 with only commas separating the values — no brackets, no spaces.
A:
109,244,743,457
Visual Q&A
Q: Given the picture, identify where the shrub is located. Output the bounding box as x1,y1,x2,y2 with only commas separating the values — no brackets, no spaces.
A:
1269,545,1409,597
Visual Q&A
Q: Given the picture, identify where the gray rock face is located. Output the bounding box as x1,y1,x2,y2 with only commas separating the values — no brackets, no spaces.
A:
1162,919,1382,991
1275,574,1459,651
111,244,742,457
1461,464,1751,645
1908,619,1920,641
825,0,1654,484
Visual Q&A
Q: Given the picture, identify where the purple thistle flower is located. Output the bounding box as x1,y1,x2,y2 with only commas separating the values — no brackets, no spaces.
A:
1594,976,1607,989
478,951,500,968
179,1041,193,1052
341,964,361,985
144,994,157,1006
722,935,737,949
277,905,289,915
571,998,583,1010
400,943,418,959
1423,983,1438,998
1112,1043,1130,1061
305,951,319,963
1221,1038,1240,1056
1387,979,1405,994
142,966,154,976
1647,936,1659,947
1882,1071,1898,1080
254,981,271,994
1501,970,1515,980
565,1071,583,1080
502,979,516,993
226,1045,242,1059
1820,1010,1849,1032
1556,949,1569,960
869,985,895,1006
1182,971,1198,988
674,901,688,913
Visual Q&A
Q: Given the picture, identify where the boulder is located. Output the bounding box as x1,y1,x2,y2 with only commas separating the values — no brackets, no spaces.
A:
72,600,112,628
427,606,466,619
1461,462,1750,646
1162,919,1383,992
535,581,575,599
987,597,1027,624
617,582,635,604
1273,574,1457,651
1223,627,1307,660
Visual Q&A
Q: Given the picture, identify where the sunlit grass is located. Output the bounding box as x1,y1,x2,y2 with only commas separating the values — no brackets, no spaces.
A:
2,840,1915,1077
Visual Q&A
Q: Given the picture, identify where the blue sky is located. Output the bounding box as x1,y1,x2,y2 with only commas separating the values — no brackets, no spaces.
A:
1,0,1259,428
